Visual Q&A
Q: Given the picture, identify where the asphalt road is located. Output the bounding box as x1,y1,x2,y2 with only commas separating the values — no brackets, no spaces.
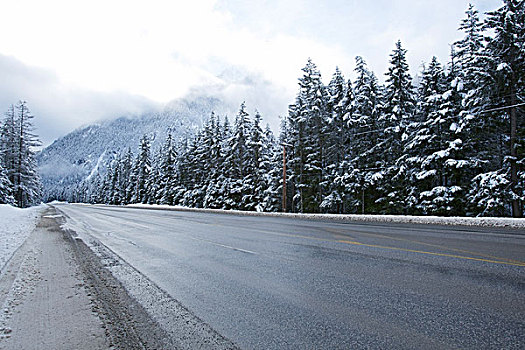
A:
55,204,525,349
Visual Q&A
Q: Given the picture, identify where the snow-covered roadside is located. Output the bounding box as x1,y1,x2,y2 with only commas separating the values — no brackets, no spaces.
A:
0,204,44,272
126,204,525,229
54,203,241,349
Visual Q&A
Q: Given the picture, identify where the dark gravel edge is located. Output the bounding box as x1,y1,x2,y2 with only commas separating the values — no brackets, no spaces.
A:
58,219,170,349
51,205,239,350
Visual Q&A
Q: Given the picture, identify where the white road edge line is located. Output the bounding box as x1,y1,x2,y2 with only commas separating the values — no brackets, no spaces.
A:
188,236,257,255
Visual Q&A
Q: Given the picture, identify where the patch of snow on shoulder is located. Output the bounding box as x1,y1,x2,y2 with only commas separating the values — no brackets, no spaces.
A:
0,204,45,271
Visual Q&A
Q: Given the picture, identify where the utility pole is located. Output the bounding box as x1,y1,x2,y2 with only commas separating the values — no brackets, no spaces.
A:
509,91,521,218
361,188,365,214
479,101,525,218
281,143,292,212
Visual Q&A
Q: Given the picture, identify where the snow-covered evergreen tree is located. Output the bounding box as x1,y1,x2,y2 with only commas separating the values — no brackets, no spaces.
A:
0,157,14,204
260,124,281,211
159,133,178,205
6,101,42,207
131,134,152,204
476,0,525,217
321,67,349,213
146,146,162,204
118,148,134,204
406,57,466,215
246,111,266,211
0,106,17,186
108,154,121,204
203,113,227,209
224,102,253,210
454,3,485,90
182,132,207,208
286,97,305,213
287,59,328,213
377,40,415,214
350,56,384,214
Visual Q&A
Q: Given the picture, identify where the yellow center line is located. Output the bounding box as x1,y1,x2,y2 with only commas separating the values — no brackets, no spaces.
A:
325,228,525,265
167,218,525,267
337,240,525,267
247,229,525,266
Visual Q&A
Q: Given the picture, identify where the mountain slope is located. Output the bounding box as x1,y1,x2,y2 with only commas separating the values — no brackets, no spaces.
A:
38,96,229,200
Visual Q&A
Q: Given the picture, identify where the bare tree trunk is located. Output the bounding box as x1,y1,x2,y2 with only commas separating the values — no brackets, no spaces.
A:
17,107,24,208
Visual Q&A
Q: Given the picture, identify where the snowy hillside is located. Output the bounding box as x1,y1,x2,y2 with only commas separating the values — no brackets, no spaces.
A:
37,96,229,200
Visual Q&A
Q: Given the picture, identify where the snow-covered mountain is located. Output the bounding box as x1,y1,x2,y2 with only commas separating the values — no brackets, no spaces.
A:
37,96,229,200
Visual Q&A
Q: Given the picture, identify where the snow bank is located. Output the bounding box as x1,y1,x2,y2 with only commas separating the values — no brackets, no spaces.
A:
126,204,525,230
0,204,44,271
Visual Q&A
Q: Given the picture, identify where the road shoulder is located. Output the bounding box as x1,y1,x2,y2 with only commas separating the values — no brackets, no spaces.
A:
0,208,109,349
55,204,240,350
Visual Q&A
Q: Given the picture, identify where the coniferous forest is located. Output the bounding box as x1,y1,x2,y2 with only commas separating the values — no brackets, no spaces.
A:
8,2,525,217
0,101,42,208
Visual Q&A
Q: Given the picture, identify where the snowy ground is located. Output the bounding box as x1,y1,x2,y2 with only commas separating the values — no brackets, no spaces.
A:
0,204,44,272
126,204,525,229
0,206,108,348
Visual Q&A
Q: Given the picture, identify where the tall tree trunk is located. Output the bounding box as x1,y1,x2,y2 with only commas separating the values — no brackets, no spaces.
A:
17,108,24,207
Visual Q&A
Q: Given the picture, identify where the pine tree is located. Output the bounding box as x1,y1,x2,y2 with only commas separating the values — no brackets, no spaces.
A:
159,133,178,205
279,116,293,212
199,113,222,208
321,67,350,213
247,111,266,211
449,4,496,215
480,0,525,217
288,59,328,213
210,114,227,208
118,148,134,204
216,115,236,209
454,3,485,89
224,102,253,210
202,113,228,209
378,41,415,213
180,133,206,208
9,101,42,207
351,56,384,214
131,134,152,204
286,96,306,213
454,3,494,168
0,105,17,187
406,57,466,215
89,173,103,203
146,146,162,204
108,154,121,204
0,157,14,204
260,124,280,211
173,137,190,205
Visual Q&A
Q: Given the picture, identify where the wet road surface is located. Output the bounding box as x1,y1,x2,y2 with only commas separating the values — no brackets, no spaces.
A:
56,204,525,349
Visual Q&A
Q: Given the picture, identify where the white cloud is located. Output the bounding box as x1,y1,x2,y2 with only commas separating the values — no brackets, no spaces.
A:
0,0,348,100
0,0,503,144
0,54,157,147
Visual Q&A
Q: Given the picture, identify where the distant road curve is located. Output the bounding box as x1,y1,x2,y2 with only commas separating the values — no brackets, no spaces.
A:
56,203,525,350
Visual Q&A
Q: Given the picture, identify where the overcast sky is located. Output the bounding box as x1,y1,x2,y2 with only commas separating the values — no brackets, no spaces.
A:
0,0,502,146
